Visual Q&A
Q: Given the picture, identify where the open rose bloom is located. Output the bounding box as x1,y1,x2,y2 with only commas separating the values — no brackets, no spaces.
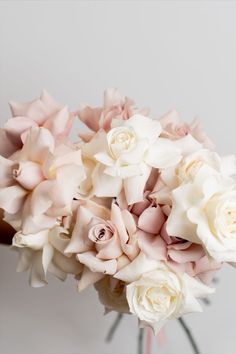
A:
1,88,236,335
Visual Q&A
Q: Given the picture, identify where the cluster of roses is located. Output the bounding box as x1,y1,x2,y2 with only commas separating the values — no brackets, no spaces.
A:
1,88,236,333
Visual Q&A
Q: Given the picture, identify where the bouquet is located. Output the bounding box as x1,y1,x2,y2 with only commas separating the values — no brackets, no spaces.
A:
1,89,235,353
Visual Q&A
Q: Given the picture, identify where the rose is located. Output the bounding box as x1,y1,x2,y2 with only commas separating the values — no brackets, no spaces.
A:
78,88,149,142
107,126,137,160
115,253,214,333
7,90,73,142
65,201,140,291
159,110,214,149
84,114,183,204
152,149,236,209
127,269,183,330
87,216,122,260
176,149,221,183
167,164,236,262
0,127,86,234
65,201,123,290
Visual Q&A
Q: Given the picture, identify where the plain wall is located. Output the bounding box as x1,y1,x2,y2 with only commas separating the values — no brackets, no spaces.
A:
1,2,236,354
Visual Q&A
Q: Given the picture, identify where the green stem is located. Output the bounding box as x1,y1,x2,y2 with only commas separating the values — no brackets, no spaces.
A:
105,313,123,342
178,318,200,354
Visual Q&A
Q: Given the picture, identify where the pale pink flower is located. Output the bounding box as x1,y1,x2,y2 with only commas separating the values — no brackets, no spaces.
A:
65,200,139,291
159,110,214,149
78,88,149,142
0,90,74,158
0,127,85,234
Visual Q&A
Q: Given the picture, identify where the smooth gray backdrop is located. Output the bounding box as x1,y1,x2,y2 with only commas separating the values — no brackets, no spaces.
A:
0,1,236,354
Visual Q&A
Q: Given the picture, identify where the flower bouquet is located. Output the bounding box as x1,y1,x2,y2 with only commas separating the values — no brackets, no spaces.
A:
1,89,236,353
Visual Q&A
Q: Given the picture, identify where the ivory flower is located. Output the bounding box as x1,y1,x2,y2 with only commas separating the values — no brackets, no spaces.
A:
167,164,236,262
115,253,214,333
83,114,182,204
152,149,236,206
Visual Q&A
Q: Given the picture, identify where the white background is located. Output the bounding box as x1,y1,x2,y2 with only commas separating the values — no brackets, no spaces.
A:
0,1,236,354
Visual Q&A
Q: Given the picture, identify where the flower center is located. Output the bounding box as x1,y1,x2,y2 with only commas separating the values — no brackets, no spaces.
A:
107,126,136,159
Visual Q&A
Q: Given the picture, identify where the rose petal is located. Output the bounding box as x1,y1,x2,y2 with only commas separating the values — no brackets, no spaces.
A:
138,206,165,235
124,164,151,205
76,251,117,275
0,185,27,213
137,231,167,261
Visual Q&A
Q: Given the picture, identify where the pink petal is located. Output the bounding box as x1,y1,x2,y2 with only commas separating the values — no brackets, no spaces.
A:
131,195,151,217
111,203,129,245
77,251,117,275
78,132,95,142
194,256,221,284
0,155,14,187
96,233,123,260
65,206,94,254
20,127,54,164
168,244,205,263
78,106,102,132
4,117,38,145
0,129,19,158
43,106,70,137
138,206,165,235
78,266,104,292
137,230,167,261
30,180,53,216
0,185,27,213
13,161,44,190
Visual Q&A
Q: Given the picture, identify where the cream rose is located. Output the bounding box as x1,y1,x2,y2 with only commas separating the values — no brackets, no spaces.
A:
115,253,214,333
153,149,236,208
167,164,236,262
107,126,137,160
83,114,182,204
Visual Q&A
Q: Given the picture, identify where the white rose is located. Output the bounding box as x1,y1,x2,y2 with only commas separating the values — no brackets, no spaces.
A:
83,114,182,204
153,149,236,207
115,253,214,333
167,164,236,262
176,149,221,183
107,126,138,160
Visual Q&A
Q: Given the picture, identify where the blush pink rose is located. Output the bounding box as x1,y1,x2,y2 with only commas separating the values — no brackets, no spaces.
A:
0,90,75,158
78,88,149,142
0,127,85,235
159,110,214,150
65,200,140,291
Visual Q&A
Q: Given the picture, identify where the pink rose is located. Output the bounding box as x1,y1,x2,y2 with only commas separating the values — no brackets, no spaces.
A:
78,88,149,142
0,127,85,234
65,200,140,291
159,110,214,149
0,90,74,158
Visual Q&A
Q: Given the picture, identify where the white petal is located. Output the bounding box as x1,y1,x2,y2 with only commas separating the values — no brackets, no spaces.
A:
42,243,54,275
145,138,182,169
115,252,159,283
125,115,162,144
92,164,122,197
124,165,151,204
